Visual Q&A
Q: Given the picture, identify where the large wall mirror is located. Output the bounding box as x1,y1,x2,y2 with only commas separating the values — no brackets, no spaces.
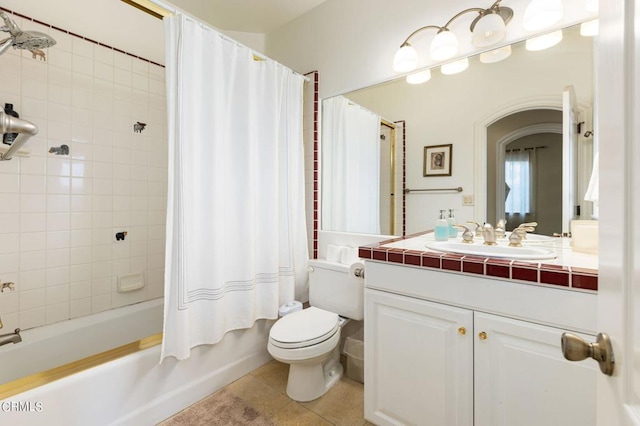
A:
321,23,596,237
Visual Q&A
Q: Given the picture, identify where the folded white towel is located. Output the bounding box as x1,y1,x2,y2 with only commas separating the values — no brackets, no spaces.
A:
341,246,359,265
326,244,344,263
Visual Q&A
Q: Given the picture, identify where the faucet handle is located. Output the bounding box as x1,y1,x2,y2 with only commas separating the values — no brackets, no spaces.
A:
454,225,474,244
495,219,507,239
509,231,523,247
467,221,483,237
514,224,536,240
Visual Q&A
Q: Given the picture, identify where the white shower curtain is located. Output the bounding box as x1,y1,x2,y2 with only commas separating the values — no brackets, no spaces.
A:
322,96,381,234
162,13,308,361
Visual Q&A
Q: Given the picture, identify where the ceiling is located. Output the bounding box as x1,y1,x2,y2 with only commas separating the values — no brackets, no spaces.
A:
171,0,329,33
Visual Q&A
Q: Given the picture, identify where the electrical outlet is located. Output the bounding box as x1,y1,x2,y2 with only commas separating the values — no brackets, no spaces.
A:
462,195,474,206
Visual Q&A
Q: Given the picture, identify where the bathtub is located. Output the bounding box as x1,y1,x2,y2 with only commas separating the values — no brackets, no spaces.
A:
0,303,272,426
0,298,164,385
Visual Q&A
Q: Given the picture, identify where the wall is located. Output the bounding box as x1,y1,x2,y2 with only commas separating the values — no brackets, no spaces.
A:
0,8,166,333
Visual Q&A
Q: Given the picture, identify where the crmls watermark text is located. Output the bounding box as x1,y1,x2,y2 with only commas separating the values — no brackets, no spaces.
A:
1,401,44,412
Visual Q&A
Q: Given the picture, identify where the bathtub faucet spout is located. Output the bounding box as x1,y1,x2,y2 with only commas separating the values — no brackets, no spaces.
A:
0,328,21,347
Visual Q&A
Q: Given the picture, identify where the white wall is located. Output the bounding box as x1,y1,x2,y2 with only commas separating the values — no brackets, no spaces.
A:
266,0,597,98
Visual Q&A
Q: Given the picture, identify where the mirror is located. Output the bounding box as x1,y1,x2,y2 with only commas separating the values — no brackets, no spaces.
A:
322,23,595,236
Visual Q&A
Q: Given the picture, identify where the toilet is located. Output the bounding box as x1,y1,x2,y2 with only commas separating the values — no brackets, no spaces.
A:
268,259,364,402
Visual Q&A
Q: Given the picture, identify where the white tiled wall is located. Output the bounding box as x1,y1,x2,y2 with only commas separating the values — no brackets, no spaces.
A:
0,14,167,331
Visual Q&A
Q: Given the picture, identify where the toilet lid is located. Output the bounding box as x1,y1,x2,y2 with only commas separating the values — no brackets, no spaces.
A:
270,307,339,348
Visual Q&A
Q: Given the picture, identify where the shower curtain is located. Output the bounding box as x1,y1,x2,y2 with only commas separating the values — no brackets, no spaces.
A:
162,13,308,361
322,96,381,234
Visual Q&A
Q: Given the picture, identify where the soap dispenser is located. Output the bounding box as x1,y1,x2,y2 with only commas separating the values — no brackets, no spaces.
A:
447,209,457,238
434,210,449,241
2,104,19,146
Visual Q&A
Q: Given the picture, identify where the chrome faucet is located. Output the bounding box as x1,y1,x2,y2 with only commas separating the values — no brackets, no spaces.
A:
514,222,538,240
508,222,538,247
495,219,507,239
482,223,497,246
466,221,483,237
454,225,475,244
0,328,21,347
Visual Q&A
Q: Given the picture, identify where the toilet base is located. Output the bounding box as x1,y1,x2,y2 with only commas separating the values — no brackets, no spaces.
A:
285,348,343,402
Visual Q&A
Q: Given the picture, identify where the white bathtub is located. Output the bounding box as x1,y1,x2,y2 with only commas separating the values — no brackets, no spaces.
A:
0,312,273,426
0,299,164,384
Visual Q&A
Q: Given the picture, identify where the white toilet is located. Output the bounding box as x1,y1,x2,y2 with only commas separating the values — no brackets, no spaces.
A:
268,259,364,402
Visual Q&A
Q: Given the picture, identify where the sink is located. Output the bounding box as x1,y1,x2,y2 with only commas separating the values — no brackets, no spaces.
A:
424,241,557,260
505,232,557,244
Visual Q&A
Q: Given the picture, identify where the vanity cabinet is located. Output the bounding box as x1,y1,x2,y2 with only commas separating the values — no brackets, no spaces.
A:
473,312,596,426
365,290,474,426
364,263,598,426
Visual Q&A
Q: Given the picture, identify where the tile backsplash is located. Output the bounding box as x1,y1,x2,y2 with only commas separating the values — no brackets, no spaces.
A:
0,10,167,331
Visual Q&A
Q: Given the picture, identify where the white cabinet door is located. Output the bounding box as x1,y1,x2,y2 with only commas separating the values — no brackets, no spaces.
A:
364,289,473,426
474,312,597,426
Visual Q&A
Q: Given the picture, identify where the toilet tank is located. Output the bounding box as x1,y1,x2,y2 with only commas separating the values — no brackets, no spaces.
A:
308,259,364,320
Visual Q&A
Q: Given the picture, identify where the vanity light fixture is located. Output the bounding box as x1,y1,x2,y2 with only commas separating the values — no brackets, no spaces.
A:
580,0,599,36
579,20,598,37
392,0,513,72
406,69,432,84
523,0,564,31
441,58,470,75
525,29,563,51
479,45,512,63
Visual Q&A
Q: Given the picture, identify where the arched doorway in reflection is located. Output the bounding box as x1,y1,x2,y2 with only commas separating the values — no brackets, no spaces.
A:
486,109,563,236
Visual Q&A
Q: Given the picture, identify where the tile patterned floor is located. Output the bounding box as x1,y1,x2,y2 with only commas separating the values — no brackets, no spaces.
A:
159,359,373,425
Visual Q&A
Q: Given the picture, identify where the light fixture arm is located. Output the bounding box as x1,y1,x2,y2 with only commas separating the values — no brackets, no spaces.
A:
399,0,512,47
393,0,513,72
400,25,441,46
442,8,485,30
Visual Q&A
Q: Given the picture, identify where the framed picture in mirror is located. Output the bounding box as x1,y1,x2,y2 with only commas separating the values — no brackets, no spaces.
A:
424,144,452,177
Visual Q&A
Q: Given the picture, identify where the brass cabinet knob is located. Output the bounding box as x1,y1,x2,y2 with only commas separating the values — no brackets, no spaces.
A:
478,331,488,340
458,327,466,336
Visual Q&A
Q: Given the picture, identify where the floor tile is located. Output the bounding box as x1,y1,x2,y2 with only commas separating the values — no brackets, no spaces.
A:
300,377,365,426
227,374,292,419
158,359,367,426
251,359,290,395
271,401,333,425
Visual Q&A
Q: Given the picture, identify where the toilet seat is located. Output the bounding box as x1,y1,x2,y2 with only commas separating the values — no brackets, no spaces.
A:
269,307,339,349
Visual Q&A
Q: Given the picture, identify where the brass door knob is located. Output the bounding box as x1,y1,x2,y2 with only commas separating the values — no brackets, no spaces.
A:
478,331,488,340
458,327,466,336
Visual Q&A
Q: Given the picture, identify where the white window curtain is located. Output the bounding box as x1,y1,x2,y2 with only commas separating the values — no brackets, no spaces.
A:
322,96,381,234
162,13,308,361
505,148,536,216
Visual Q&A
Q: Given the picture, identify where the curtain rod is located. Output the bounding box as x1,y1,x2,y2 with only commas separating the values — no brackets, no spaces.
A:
121,0,310,82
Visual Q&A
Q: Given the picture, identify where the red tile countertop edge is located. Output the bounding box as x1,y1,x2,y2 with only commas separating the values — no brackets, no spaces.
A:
359,231,597,292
